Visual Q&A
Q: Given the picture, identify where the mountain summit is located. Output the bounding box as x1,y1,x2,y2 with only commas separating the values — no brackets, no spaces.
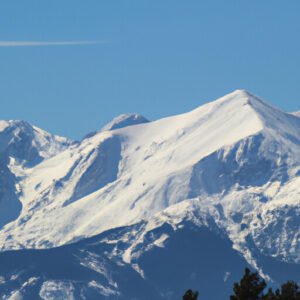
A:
84,113,149,139
0,90,299,299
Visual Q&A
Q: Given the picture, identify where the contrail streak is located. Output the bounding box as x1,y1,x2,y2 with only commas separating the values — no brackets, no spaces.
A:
0,41,106,47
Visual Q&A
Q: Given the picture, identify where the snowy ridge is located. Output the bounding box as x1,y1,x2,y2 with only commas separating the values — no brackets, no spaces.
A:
0,120,72,164
0,90,299,276
291,111,300,117
0,120,73,232
83,113,149,139
101,113,149,132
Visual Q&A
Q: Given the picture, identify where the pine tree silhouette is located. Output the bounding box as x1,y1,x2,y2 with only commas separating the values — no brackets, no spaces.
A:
279,281,300,300
230,268,266,300
183,289,199,300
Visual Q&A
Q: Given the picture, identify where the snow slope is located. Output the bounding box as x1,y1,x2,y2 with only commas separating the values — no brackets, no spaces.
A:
292,111,300,117
0,120,73,231
0,120,72,165
0,90,299,286
83,113,149,139
0,90,261,246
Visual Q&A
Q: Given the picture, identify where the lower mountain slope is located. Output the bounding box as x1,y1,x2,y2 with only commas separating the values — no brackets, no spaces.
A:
1,219,299,300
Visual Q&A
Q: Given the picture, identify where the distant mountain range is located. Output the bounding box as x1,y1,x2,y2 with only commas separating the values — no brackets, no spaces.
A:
0,90,299,299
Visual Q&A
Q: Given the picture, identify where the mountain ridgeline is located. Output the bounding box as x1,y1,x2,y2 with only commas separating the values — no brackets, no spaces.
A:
0,90,299,299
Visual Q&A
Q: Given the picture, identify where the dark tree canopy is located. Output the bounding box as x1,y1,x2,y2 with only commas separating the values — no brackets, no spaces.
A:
183,267,300,299
230,268,266,300
262,280,300,300
262,288,279,300
280,281,300,300
231,268,300,300
183,289,199,300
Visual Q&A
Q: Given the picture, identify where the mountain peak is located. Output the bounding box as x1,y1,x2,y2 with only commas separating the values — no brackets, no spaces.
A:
84,113,149,139
217,89,261,105
0,119,72,167
0,119,32,133
291,111,300,117
232,89,252,96
101,113,149,132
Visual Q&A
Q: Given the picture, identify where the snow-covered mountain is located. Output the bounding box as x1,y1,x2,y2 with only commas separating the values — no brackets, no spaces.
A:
83,113,149,139
0,90,299,299
0,120,73,231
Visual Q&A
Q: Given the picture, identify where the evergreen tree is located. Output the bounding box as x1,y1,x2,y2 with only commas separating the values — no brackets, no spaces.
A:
280,281,300,300
182,267,300,299
262,288,278,300
230,268,266,300
261,280,300,300
183,289,199,300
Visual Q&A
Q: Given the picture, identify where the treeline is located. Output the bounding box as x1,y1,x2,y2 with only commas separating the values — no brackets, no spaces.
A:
183,268,300,300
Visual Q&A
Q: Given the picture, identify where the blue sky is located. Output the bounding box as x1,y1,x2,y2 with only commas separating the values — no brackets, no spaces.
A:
1,1,299,140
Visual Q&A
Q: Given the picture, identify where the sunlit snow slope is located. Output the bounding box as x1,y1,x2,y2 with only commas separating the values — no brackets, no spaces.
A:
0,89,299,271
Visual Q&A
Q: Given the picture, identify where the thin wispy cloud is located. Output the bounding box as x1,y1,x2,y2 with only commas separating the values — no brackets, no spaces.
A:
0,41,106,47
